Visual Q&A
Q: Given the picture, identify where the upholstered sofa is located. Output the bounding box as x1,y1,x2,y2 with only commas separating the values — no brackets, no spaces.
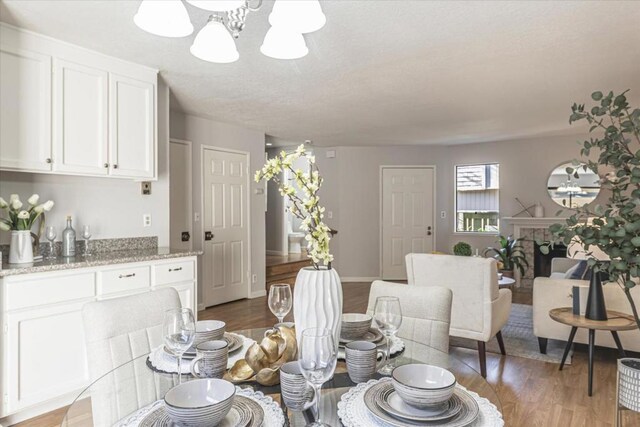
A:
533,258,640,353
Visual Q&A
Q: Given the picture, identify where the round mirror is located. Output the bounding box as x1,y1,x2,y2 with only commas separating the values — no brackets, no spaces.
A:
547,162,600,208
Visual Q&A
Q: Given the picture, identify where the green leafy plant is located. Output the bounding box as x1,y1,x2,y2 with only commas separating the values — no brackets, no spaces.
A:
539,90,640,330
483,235,528,275
453,242,472,256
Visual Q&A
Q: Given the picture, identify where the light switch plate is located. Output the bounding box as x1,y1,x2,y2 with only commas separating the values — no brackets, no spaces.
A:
143,214,151,227
440,211,446,219
141,182,151,195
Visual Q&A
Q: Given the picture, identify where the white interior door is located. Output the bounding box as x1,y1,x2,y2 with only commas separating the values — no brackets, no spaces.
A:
202,148,249,307
170,140,193,251
381,167,435,280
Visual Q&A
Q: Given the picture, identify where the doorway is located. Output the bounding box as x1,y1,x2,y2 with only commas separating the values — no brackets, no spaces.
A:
201,146,250,307
380,166,436,280
170,139,193,251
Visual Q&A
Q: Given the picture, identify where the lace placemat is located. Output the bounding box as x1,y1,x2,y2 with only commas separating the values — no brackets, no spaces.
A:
148,333,256,374
114,386,285,427
337,378,504,427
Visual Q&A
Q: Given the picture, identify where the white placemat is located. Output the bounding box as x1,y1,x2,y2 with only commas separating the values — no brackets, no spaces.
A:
114,386,285,427
148,333,255,374
337,378,504,427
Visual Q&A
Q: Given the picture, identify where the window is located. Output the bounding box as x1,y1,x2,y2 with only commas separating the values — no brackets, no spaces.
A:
455,163,499,233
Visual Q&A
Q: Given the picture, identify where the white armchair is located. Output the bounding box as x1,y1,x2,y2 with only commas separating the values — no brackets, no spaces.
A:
533,258,640,353
405,253,512,377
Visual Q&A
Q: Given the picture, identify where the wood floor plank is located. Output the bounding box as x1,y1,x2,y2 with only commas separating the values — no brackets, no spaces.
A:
14,282,640,427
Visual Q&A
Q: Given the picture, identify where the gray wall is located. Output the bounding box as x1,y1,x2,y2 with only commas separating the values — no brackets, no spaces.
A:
265,147,285,254
169,112,267,300
302,133,597,279
0,79,171,246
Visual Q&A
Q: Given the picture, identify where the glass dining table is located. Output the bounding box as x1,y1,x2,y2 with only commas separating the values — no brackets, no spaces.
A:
62,328,502,427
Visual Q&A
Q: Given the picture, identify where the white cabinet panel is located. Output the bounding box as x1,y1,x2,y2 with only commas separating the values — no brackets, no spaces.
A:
109,74,155,178
0,45,52,172
98,265,151,295
153,260,195,286
4,301,89,413
154,282,196,313
4,271,96,310
54,59,108,175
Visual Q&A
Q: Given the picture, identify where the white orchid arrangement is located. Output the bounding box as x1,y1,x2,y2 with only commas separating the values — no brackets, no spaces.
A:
0,194,54,232
255,145,333,269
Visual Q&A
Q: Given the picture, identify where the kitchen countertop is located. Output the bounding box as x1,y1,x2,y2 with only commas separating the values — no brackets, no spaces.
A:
0,247,203,277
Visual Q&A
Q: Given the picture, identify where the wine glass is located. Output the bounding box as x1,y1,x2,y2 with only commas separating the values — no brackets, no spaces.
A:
268,283,292,326
299,328,337,426
81,225,92,256
373,296,403,375
45,226,56,259
163,308,196,384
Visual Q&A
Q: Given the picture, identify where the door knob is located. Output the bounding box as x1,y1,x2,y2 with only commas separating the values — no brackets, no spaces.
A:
204,231,214,241
181,231,190,242
427,226,432,236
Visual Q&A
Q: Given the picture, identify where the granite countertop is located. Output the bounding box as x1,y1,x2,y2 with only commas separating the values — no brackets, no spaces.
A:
0,247,203,277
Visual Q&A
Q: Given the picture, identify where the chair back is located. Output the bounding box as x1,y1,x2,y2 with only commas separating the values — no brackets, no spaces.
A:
405,253,498,337
81,288,181,425
366,280,452,352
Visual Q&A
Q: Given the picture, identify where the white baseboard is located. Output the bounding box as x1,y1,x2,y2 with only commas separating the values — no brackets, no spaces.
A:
250,290,267,298
341,276,380,283
197,303,206,312
266,250,288,256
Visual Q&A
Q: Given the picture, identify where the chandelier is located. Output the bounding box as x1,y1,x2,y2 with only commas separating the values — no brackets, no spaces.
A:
133,0,326,63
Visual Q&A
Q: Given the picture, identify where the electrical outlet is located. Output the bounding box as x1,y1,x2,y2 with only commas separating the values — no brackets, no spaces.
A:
252,274,257,284
143,214,151,227
440,211,446,219
141,181,151,195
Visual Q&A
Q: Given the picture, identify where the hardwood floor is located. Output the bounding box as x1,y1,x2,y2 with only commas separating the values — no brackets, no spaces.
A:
17,282,639,427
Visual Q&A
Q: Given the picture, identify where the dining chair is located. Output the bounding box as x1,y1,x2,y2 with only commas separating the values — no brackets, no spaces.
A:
366,280,453,353
81,288,182,425
405,253,512,377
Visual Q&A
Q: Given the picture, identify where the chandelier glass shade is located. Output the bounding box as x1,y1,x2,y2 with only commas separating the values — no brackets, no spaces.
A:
190,16,240,63
186,0,245,12
134,0,194,38
268,0,326,34
260,26,309,59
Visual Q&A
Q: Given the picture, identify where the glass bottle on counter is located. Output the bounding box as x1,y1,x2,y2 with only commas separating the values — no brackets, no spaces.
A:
62,216,76,257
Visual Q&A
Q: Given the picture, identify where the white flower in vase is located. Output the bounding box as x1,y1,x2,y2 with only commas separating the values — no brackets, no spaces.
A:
0,197,7,209
11,198,22,211
43,200,55,211
28,194,39,205
17,210,29,219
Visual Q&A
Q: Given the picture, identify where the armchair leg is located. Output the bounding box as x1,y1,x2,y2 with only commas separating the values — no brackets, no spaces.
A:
496,331,506,355
477,341,487,378
538,337,548,354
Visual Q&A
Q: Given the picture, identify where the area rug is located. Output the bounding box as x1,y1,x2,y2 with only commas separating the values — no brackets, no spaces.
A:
450,303,572,364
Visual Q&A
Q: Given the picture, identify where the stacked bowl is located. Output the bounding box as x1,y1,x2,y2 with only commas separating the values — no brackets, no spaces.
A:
194,320,226,346
391,364,457,408
164,378,235,427
340,313,372,340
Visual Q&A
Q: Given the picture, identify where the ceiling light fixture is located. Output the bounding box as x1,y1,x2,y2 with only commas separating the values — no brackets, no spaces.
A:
134,0,194,38
134,0,326,62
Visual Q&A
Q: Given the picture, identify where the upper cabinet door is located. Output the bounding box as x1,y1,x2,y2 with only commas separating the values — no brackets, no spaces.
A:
0,45,52,172
109,74,155,179
54,59,109,175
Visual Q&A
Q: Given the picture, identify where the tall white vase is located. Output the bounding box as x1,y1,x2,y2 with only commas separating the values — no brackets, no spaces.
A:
293,266,343,350
9,230,34,264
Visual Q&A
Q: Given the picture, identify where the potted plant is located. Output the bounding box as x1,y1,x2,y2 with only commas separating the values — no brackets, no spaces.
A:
255,145,341,348
453,241,472,256
540,90,640,417
483,235,528,278
0,194,54,264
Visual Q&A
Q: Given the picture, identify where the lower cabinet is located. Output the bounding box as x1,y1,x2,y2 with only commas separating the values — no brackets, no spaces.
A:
0,256,198,422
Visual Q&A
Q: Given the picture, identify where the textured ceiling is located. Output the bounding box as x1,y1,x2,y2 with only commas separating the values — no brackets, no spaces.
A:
1,0,639,147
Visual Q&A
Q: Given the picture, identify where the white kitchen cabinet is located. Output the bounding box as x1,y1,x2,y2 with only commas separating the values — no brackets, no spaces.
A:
0,44,52,172
109,74,156,179
0,23,157,180
53,58,109,175
0,256,198,424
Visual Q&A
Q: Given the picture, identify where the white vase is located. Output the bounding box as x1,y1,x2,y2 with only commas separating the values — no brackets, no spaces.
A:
293,266,343,351
534,203,545,218
9,230,34,264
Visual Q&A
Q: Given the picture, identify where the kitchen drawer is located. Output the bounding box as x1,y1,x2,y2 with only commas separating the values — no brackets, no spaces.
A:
3,271,96,311
98,265,150,295
154,260,195,286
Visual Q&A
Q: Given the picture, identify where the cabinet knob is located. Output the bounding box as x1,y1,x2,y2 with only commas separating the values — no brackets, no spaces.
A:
113,164,118,169
46,158,52,164
104,163,109,168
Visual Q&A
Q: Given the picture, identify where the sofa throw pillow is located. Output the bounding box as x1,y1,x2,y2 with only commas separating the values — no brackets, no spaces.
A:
565,260,592,280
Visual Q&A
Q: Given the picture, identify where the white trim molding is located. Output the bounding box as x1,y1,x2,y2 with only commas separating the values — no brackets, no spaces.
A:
250,290,267,298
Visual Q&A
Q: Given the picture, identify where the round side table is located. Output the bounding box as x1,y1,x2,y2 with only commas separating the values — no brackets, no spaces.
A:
549,307,638,396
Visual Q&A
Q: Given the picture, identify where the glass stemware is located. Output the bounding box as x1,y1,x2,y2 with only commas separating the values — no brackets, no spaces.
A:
81,225,92,256
299,328,337,427
163,308,196,384
45,226,57,259
267,283,292,326
373,296,403,375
